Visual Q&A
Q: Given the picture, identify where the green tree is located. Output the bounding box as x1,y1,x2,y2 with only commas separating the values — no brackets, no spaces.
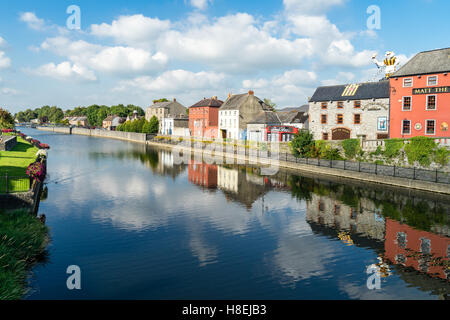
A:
290,131,314,158
0,108,15,129
148,116,159,134
263,98,277,112
153,98,169,104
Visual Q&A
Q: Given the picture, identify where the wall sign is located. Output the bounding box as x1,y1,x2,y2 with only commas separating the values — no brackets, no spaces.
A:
377,117,387,131
412,86,450,95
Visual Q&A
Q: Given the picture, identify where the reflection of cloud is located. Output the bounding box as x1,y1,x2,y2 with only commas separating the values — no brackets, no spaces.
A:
189,224,218,267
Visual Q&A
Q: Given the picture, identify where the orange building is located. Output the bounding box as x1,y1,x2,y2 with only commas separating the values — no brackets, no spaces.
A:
188,162,218,189
390,48,450,138
189,97,223,139
384,218,449,280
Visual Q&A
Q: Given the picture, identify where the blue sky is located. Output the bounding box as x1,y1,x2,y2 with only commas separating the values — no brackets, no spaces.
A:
1,0,449,114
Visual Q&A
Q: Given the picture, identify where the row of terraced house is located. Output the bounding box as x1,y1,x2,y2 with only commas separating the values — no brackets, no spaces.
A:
142,47,449,143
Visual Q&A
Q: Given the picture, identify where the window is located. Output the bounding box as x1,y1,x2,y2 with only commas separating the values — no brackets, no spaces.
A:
337,101,344,108
402,120,411,135
427,76,438,86
426,120,435,135
321,102,328,109
321,114,327,124
319,201,325,212
427,95,436,110
322,132,329,140
403,78,413,87
336,114,344,124
354,114,361,124
402,96,412,111
354,101,361,108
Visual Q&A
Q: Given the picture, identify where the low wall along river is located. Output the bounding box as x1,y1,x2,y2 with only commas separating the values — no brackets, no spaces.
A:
35,126,450,194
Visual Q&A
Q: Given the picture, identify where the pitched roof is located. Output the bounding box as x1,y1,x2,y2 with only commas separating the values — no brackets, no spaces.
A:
277,111,308,124
248,111,281,124
393,47,450,77
309,80,390,102
190,97,223,108
220,93,272,111
148,100,187,116
279,105,309,113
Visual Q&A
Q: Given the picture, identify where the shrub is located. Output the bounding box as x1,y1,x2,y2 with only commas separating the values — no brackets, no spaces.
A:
323,148,343,160
404,136,437,167
341,139,360,159
383,139,404,158
290,131,314,158
433,147,450,167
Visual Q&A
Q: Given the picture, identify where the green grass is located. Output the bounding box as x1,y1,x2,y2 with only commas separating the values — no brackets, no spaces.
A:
0,209,49,300
0,137,37,193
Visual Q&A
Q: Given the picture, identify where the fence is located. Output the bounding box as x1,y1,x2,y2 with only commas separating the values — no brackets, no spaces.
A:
147,137,450,185
0,174,31,194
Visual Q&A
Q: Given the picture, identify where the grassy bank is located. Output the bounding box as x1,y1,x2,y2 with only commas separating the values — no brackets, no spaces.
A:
0,137,38,193
0,209,49,300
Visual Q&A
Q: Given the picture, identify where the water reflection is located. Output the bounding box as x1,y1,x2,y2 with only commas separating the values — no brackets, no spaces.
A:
19,129,450,299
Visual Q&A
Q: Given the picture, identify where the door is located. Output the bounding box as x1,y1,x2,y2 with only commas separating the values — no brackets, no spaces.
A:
332,128,351,140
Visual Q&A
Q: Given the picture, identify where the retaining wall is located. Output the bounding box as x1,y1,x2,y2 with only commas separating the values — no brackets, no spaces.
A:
0,135,17,151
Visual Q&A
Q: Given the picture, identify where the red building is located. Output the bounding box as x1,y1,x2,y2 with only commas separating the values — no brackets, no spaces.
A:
390,48,450,138
188,162,218,189
384,218,449,280
189,97,223,139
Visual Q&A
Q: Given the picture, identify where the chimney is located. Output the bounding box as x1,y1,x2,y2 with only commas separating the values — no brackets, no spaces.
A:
173,98,177,102
248,90,254,96
228,92,232,99
212,96,217,100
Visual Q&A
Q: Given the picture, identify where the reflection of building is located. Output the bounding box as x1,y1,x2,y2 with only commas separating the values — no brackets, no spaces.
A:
188,162,218,189
309,81,390,140
385,218,450,281
217,166,239,193
306,193,386,241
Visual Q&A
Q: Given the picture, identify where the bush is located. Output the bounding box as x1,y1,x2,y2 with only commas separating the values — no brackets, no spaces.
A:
433,147,450,167
404,136,437,167
323,148,344,160
383,139,404,158
342,139,360,159
290,131,314,158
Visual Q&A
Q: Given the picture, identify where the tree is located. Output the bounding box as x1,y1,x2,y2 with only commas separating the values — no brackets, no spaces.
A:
290,131,314,158
0,108,15,129
263,98,277,112
153,98,169,104
148,116,159,134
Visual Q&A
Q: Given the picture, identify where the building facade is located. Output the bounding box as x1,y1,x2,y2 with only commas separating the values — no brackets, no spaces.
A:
219,91,271,141
145,99,187,134
309,81,390,141
390,48,450,138
189,97,223,139
247,111,299,142
162,116,190,137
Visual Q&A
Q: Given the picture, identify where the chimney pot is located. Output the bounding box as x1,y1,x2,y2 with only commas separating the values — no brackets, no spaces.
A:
174,98,176,102
248,90,254,96
228,92,232,99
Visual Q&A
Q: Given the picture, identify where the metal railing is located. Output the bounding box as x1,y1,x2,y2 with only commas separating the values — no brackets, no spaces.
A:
146,136,450,185
0,174,31,194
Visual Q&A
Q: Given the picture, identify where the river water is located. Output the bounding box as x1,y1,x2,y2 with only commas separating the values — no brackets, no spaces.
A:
18,128,450,300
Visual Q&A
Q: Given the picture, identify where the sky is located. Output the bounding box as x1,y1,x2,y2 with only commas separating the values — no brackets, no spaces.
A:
0,0,449,114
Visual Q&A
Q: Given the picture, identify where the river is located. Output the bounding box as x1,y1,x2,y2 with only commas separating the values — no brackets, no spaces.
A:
17,128,450,300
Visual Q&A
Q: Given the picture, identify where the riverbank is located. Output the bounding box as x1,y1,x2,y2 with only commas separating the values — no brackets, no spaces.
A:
35,126,450,194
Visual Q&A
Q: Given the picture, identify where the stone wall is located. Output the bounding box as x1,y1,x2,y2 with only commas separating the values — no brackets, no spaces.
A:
0,135,17,151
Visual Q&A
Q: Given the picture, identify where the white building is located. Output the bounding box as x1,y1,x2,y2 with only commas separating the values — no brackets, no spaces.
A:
309,81,390,141
161,116,190,137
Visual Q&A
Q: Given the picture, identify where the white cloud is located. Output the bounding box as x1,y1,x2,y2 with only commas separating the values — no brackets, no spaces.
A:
0,36,7,48
283,0,346,14
0,87,19,95
0,51,11,69
321,71,355,86
190,0,212,10
19,12,46,30
29,61,97,81
91,14,171,45
115,69,226,93
323,39,375,67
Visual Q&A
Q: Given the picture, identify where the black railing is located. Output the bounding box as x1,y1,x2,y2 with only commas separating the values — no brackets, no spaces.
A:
146,137,450,185
0,174,31,194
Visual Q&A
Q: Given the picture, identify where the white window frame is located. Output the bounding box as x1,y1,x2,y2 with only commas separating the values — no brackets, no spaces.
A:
426,94,437,110
403,78,413,88
425,119,436,135
402,120,411,135
427,75,438,86
402,96,412,111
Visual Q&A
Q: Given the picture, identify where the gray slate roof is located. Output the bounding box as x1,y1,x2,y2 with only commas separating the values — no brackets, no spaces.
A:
278,105,309,113
394,48,450,77
220,93,272,111
248,111,281,125
190,98,223,108
277,111,308,124
309,80,390,102
148,100,187,116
